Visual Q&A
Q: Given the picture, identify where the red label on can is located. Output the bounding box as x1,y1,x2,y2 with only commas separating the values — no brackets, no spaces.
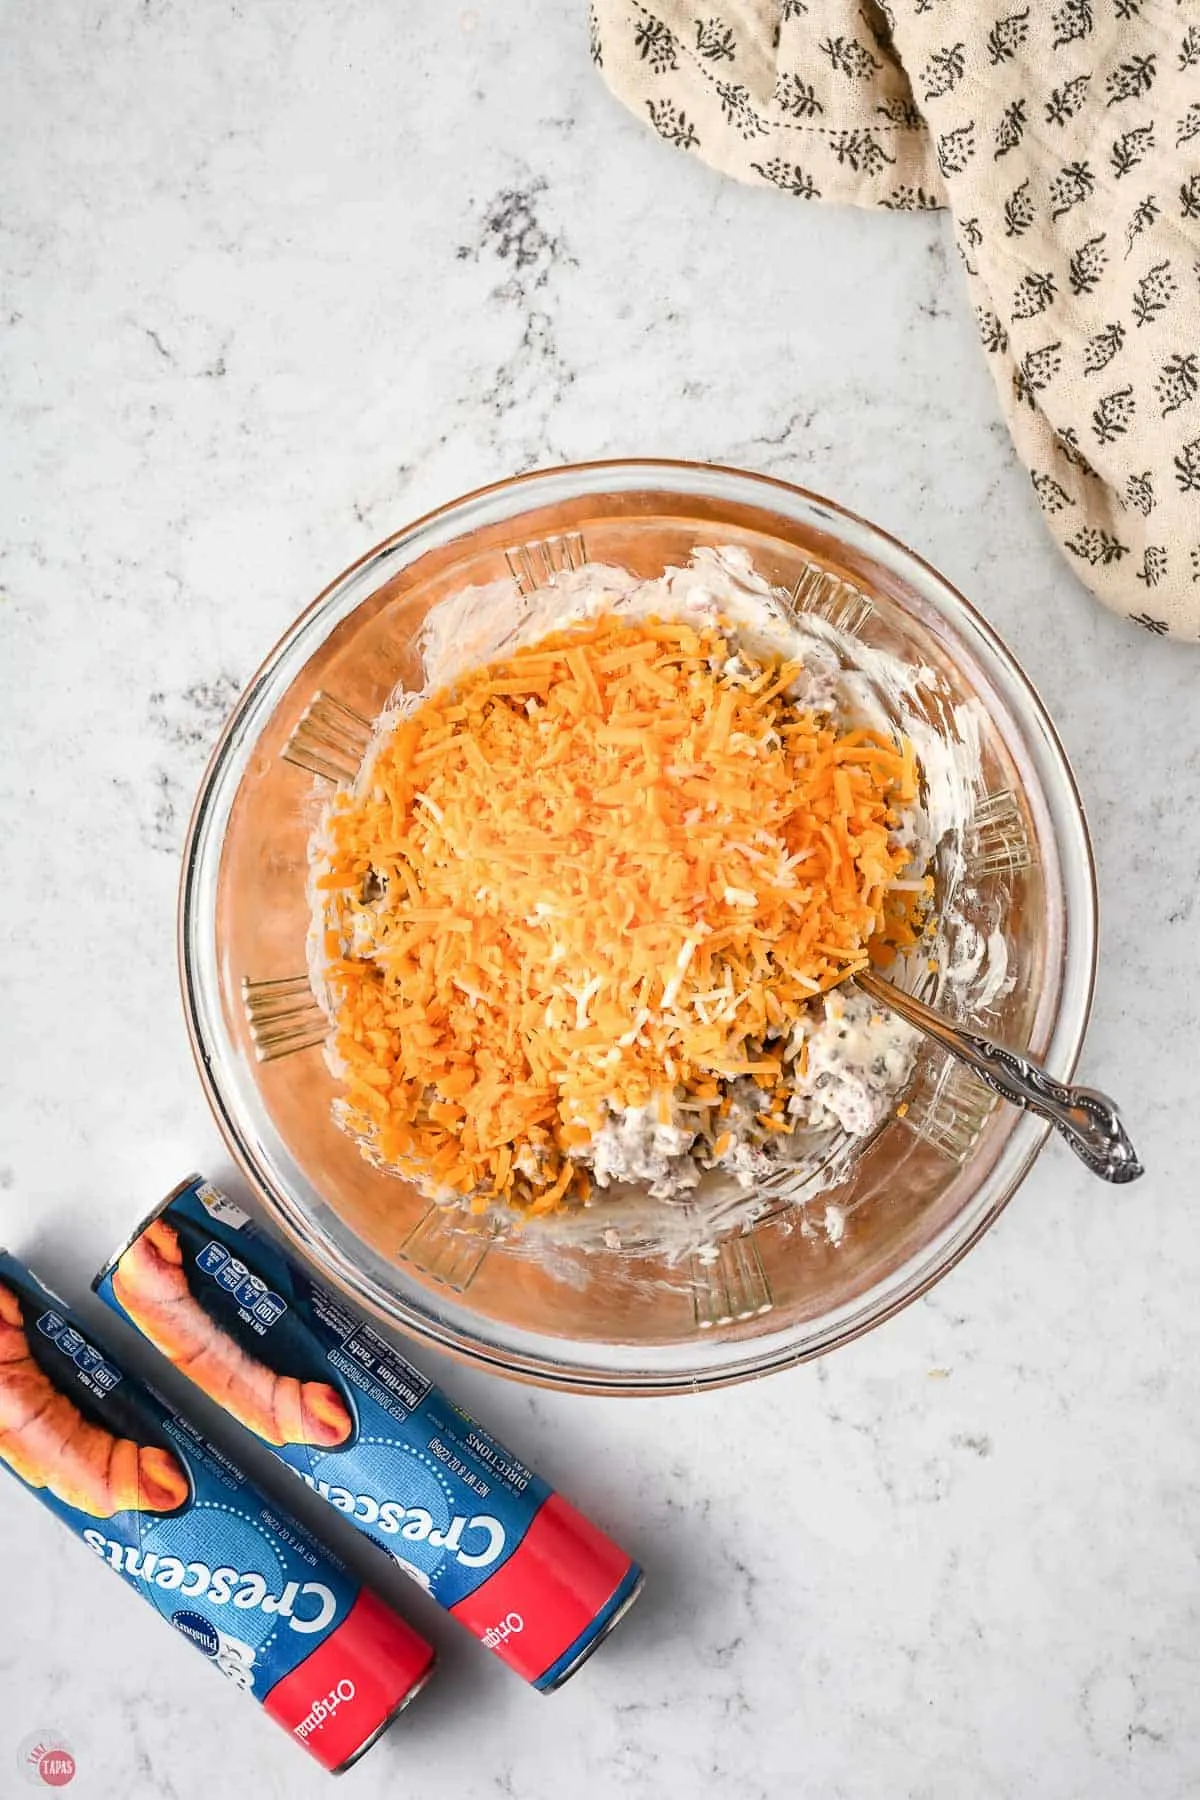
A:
450,1493,633,1684
263,1591,434,1771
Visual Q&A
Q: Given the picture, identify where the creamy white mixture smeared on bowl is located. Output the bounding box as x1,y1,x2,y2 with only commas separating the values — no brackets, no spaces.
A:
310,547,991,1258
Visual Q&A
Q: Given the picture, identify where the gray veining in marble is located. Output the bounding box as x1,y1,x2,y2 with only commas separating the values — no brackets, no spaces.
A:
2,3,1198,1798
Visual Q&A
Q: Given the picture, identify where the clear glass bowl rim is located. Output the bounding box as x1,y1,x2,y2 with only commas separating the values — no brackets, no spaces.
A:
180,458,1099,1396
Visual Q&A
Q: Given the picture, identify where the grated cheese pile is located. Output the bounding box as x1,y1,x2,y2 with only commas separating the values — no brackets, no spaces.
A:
316,613,920,1216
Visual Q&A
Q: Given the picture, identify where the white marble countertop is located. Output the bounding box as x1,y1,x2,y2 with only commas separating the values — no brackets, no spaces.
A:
2,4,1197,1797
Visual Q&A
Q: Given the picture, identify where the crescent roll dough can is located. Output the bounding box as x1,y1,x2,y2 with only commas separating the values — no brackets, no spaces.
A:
0,1251,435,1771
95,1175,643,1692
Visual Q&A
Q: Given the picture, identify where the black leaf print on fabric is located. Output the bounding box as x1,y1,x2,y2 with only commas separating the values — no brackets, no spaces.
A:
773,73,824,118
882,185,942,210
1004,180,1036,237
994,99,1027,161
1110,125,1155,178
1180,26,1200,71
1136,547,1169,588
1049,162,1096,219
1031,470,1076,514
1156,354,1200,417
1091,385,1136,443
921,42,966,100
987,9,1030,64
1051,0,1093,48
1178,103,1200,147
589,3,602,65
1069,233,1108,295
1125,194,1161,257
1192,548,1200,583
1065,525,1129,565
1045,75,1091,128
960,215,984,249
714,80,766,138
751,157,821,198
1105,55,1157,107
634,15,678,71
1083,321,1126,374
1113,0,1143,15
645,99,699,148
1057,427,1101,478
937,123,977,177
818,36,882,80
780,0,808,16
1181,175,1200,220
1132,260,1176,326
1130,611,1168,633
875,97,924,129
827,129,895,174
976,309,1009,353
1012,268,1057,320
1015,342,1064,405
1125,471,1155,515
1173,436,1200,492
694,17,736,60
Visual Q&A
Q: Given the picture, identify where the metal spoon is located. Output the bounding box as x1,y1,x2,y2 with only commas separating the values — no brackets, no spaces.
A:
855,969,1143,1184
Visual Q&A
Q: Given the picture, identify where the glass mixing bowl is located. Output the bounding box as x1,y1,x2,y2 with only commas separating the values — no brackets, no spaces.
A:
181,461,1096,1395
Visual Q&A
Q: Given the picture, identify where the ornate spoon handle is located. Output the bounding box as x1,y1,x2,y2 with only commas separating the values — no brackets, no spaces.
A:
856,970,1143,1185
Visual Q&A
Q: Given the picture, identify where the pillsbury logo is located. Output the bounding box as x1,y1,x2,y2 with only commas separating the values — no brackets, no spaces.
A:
171,1611,220,1657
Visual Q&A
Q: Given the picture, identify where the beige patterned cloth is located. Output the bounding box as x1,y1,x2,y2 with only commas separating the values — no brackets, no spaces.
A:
591,0,1200,639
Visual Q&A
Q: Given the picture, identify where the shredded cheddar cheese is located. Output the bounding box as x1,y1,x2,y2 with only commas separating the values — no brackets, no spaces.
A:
317,615,920,1215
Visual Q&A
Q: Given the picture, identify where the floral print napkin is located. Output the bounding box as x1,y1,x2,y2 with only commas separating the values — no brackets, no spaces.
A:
591,0,1200,638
